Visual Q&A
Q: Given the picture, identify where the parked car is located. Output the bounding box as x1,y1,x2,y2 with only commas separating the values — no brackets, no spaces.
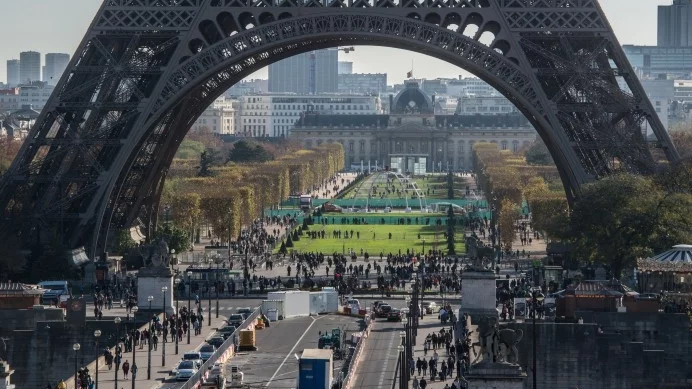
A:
237,307,253,319
376,304,392,318
206,336,225,348
227,314,245,328
217,325,237,340
182,352,203,368
387,308,403,322
422,301,438,314
199,344,216,362
175,360,198,381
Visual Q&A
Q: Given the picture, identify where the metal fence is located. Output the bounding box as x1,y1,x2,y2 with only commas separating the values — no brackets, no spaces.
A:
341,316,372,389
179,307,262,389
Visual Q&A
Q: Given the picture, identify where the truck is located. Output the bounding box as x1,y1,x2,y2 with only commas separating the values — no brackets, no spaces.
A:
297,349,333,389
300,194,313,211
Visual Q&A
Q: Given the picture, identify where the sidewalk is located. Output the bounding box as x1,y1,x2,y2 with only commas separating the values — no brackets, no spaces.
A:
75,309,230,389
407,315,477,389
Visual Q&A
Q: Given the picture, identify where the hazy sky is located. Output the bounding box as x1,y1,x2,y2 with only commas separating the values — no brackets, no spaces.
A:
0,0,672,85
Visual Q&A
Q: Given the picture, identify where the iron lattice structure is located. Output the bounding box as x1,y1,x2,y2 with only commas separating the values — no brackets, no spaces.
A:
0,0,679,257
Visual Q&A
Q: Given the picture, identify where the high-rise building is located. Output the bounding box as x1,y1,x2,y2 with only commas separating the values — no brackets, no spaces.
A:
268,49,338,94
658,0,692,47
6,60,20,87
44,53,70,85
19,51,41,84
338,61,353,74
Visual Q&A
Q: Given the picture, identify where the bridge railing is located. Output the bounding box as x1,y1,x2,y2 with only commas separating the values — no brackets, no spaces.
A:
178,307,261,389
341,314,373,389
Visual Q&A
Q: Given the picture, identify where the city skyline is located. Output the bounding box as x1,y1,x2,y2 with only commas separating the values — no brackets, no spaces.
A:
0,0,673,86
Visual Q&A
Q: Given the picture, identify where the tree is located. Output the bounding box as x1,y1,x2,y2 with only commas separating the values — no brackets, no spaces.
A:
668,127,692,159
227,140,273,163
154,225,191,254
498,199,519,252
446,206,456,254
447,172,454,199
285,234,294,248
570,174,659,278
198,148,219,177
279,240,287,254
114,228,138,255
524,140,554,166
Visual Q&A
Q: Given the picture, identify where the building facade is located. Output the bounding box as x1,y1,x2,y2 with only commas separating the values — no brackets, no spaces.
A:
623,45,692,78
658,0,692,47
6,60,20,87
19,51,41,84
190,96,238,135
239,94,381,137
0,88,20,113
338,61,353,74
337,73,387,94
456,95,518,115
291,84,535,171
43,53,70,86
18,83,54,112
268,49,338,94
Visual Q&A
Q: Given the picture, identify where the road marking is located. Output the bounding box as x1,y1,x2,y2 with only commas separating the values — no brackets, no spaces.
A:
265,316,322,387
379,330,397,388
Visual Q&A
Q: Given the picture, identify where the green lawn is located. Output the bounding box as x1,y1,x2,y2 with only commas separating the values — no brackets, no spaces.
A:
339,173,469,201
277,224,467,256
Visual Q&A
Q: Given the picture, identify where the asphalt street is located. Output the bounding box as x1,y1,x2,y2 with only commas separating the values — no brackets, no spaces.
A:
222,315,361,389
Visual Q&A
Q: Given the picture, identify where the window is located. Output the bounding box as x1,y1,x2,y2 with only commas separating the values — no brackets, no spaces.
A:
348,141,354,152
359,140,365,152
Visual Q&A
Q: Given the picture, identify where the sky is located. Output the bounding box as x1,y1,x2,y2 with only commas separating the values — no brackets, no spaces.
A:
0,0,673,85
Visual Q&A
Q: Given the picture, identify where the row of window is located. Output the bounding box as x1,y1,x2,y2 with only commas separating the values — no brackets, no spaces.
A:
304,139,530,153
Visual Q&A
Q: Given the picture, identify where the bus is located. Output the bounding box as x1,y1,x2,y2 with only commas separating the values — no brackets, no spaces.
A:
300,194,312,211
183,267,243,283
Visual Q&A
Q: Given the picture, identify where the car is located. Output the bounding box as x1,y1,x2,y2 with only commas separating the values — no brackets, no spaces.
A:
387,308,403,322
175,360,198,381
422,301,438,314
227,314,245,327
199,344,216,362
376,304,392,318
217,325,237,339
206,336,225,348
182,352,203,368
236,307,253,319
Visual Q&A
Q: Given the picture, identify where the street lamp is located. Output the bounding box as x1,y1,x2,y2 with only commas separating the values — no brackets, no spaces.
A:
399,331,407,384
161,286,168,366
114,317,121,389
131,306,138,389
94,330,101,389
215,254,221,318
397,344,405,389
526,291,544,389
146,296,153,380
422,239,426,257
73,343,81,389
187,271,192,344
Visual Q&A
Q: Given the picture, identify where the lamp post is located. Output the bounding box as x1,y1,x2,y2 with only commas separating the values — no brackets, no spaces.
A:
175,297,179,355
187,271,192,344
397,344,405,389
399,331,407,384
114,317,121,389
94,330,101,389
147,296,153,380
422,239,426,257
73,343,80,389
526,291,544,389
161,286,168,366
131,306,138,389
207,278,212,327
215,254,221,318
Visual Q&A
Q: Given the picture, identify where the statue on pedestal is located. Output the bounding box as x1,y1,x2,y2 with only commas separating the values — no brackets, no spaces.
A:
135,238,172,276
473,316,523,365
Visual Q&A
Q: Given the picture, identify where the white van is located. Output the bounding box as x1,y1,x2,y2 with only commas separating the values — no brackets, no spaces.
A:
38,281,70,303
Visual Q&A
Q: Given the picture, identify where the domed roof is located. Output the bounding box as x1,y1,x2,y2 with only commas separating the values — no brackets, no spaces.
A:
649,244,692,263
392,82,433,114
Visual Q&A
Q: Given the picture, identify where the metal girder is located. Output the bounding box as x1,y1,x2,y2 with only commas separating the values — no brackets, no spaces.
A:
0,0,679,259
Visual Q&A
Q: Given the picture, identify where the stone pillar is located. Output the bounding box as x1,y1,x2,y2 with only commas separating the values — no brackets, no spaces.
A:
459,271,498,323
0,360,16,389
465,362,526,389
137,267,176,316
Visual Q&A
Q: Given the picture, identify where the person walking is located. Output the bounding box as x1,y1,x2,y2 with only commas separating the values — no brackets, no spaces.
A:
413,376,420,389
131,363,138,380
417,357,423,376
122,360,130,379
420,377,427,389
152,333,158,350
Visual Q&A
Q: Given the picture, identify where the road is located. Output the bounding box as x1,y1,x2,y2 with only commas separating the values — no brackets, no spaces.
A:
222,315,360,389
